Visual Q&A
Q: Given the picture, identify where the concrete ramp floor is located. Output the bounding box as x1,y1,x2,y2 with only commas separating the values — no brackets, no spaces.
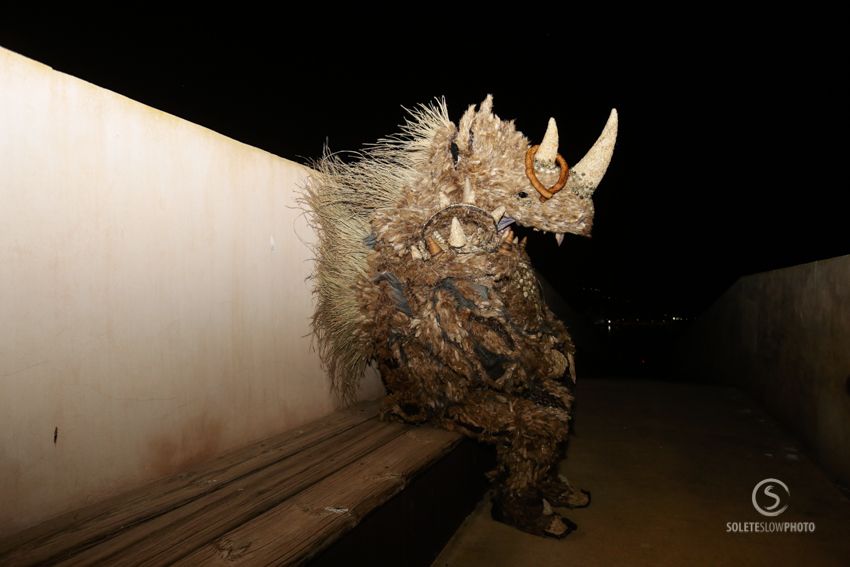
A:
434,379,850,566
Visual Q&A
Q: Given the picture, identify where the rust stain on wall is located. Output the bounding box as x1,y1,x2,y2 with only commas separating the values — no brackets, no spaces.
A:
0,456,25,533
147,414,224,478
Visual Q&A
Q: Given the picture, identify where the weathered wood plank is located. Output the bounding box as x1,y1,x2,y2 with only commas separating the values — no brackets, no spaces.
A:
176,427,463,566
61,419,406,566
0,401,380,566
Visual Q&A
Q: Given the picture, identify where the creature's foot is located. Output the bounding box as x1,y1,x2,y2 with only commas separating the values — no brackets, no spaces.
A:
540,474,591,509
491,491,577,539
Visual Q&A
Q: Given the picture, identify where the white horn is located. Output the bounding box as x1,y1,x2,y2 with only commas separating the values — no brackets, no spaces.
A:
535,117,559,169
462,178,476,204
566,109,618,198
449,217,467,248
491,205,506,222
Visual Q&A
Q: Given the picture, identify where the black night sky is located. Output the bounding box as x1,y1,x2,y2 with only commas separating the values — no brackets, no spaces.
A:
2,19,846,322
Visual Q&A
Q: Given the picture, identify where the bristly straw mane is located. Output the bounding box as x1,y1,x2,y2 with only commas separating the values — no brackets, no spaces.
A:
303,99,452,403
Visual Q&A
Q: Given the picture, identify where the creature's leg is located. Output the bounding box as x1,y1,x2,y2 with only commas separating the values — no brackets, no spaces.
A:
443,389,576,538
529,379,591,509
375,340,470,425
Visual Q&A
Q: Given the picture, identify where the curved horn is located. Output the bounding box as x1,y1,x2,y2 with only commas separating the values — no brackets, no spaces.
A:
535,118,559,168
566,108,618,198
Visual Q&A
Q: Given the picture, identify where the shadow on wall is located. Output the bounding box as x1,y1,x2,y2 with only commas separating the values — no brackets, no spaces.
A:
675,255,850,488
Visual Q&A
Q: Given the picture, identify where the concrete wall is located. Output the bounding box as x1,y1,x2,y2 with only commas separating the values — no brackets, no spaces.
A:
0,47,382,535
679,255,850,486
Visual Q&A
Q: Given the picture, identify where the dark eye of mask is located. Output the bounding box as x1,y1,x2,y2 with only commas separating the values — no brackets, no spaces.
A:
450,142,460,164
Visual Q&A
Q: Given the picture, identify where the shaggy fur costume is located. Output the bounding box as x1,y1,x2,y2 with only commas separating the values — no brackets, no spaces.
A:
305,96,616,538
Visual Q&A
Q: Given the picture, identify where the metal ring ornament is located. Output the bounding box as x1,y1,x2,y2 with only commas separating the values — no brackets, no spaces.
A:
525,145,569,202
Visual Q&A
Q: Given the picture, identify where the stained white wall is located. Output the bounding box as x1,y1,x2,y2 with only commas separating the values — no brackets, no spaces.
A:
0,47,382,535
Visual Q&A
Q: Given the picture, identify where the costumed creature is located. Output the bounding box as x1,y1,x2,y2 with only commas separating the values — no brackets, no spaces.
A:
305,95,617,538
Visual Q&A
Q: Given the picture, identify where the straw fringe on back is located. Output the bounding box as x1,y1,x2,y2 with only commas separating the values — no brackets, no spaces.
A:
302,100,452,403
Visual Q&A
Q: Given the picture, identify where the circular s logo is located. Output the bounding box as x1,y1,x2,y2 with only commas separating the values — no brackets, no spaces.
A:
752,478,789,517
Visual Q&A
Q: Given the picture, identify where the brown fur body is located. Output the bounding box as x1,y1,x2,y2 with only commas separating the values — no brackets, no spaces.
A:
306,96,614,537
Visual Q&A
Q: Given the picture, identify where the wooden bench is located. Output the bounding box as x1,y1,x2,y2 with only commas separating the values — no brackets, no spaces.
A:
0,401,493,566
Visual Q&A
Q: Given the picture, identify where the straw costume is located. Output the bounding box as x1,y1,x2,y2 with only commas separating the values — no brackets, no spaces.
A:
306,96,617,537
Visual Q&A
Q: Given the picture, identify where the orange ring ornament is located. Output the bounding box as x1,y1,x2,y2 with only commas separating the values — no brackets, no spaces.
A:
525,145,569,202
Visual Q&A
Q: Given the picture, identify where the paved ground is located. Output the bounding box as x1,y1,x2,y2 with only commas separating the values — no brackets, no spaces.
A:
433,379,850,567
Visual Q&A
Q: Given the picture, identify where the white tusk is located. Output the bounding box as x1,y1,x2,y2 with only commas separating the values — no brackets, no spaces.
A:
535,117,559,168
449,217,467,248
462,178,476,204
438,192,451,208
567,108,618,198
491,205,506,222
555,233,565,246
